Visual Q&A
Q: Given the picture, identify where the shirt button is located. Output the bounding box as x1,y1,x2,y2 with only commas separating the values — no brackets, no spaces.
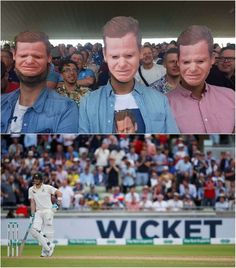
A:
204,118,208,122
108,120,111,123
110,104,113,107
23,123,27,126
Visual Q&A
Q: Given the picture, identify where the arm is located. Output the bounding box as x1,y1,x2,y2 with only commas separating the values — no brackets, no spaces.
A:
30,199,36,216
77,77,95,87
55,189,63,206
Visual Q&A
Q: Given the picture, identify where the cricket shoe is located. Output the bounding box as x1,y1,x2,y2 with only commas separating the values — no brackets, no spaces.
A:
48,243,55,257
40,248,48,257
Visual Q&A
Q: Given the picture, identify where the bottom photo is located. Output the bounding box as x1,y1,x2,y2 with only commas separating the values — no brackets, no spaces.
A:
1,134,235,267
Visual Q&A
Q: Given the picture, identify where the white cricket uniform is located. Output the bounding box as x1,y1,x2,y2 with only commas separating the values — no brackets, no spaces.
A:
28,184,57,253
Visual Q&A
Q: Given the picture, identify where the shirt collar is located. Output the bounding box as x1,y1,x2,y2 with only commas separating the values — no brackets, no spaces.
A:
31,88,49,113
33,183,44,191
105,79,143,97
8,88,49,113
177,82,208,98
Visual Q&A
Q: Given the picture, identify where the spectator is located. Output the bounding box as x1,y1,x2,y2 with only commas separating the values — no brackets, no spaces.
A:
183,194,196,209
1,31,79,133
167,25,235,133
152,194,168,211
69,52,96,89
59,179,74,209
1,175,19,217
110,186,125,208
125,186,140,211
175,156,193,178
94,166,106,186
150,170,160,188
55,165,68,182
135,45,166,86
215,194,229,211
80,166,95,187
122,161,136,193
139,195,153,211
152,147,167,175
94,142,110,168
105,157,120,191
203,176,216,207
56,59,89,105
136,149,151,186
1,49,20,88
207,46,235,90
179,178,197,200
167,192,183,211
150,48,180,94
79,16,179,133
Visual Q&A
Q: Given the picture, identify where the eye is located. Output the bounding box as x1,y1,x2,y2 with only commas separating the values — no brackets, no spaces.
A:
183,61,190,65
112,55,118,60
197,60,204,64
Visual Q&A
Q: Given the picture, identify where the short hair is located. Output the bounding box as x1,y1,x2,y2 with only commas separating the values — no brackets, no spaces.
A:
1,49,13,59
143,44,152,50
115,109,136,127
58,59,78,73
220,46,235,55
14,31,51,56
164,47,178,61
177,25,213,55
102,16,142,49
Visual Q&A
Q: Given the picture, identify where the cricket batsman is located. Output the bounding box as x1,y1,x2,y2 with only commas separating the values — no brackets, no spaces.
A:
28,172,62,257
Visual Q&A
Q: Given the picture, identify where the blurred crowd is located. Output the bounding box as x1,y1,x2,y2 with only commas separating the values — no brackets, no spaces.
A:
1,134,235,216
1,39,235,97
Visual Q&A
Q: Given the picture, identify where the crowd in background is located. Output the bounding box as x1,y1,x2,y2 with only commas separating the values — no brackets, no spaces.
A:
1,39,235,99
1,134,235,216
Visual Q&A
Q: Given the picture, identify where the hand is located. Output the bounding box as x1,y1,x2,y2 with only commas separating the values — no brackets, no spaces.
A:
52,203,59,213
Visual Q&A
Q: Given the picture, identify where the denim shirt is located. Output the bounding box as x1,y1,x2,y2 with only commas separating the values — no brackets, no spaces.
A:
1,88,79,133
79,80,179,133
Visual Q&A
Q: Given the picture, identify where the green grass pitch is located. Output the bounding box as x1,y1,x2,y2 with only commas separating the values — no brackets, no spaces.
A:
1,244,235,267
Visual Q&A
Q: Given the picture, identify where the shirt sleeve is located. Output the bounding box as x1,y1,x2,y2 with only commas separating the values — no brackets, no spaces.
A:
47,185,57,195
164,95,180,133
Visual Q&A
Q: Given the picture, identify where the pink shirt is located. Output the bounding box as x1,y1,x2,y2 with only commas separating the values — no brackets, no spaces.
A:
167,83,235,133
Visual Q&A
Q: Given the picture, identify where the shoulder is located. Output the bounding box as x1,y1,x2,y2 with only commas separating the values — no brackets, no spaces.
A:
207,83,235,97
1,89,20,102
44,184,57,191
81,85,107,103
28,186,34,194
153,64,165,70
46,88,78,106
139,83,167,100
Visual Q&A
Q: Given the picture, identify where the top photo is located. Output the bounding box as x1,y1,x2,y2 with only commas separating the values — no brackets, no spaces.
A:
1,1,235,134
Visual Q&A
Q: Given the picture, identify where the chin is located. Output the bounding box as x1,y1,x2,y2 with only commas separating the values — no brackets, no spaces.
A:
114,75,133,83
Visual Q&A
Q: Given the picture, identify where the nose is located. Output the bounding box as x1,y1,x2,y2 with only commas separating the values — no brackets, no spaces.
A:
25,56,34,64
189,62,197,72
118,57,127,68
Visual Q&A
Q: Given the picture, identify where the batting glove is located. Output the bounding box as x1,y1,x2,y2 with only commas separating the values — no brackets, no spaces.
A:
52,203,59,213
